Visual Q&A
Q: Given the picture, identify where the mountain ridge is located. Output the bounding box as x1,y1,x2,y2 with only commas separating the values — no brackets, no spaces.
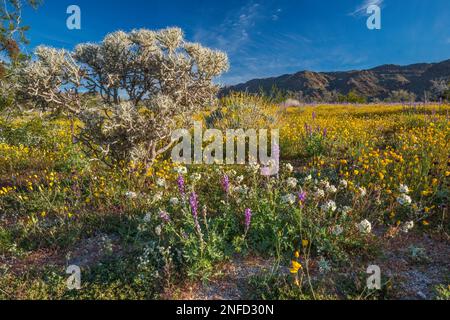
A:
221,59,450,101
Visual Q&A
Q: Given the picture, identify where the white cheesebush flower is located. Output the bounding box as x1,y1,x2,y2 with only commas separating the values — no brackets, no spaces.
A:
236,175,244,184
358,220,372,234
169,197,180,206
174,166,188,175
156,178,166,188
125,191,138,199
401,221,414,233
326,184,338,194
358,187,367,198
286,177,298,189
399,184,410,194
153,192,163,202
285,163,294,173
190,173,202,182
397,194,412,206
282,194,297,205
314,189,325,199
321,200,337,212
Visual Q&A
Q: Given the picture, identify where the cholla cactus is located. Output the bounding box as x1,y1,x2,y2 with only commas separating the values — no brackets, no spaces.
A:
21,27,229,167
21,46,82,113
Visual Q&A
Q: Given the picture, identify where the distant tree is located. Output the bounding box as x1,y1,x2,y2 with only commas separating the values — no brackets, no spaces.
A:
387,90,416,103
0,0,42,63
338,90,366,104
321,90,339,103
286,90,306,103
430,79,449,101
348,91,367,103
445,82,450,101
0,0,41,112
265,85,289,103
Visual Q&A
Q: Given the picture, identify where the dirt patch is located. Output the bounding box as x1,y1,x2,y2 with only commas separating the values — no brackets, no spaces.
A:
167,232,449,300
1,248,65,275
66,234,123,268
1,233,123,275
376,232,450,300
167,256,276,300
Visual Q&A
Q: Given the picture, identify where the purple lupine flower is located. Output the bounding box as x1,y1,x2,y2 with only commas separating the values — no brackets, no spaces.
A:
177,175,185,197
189,192,203,242
304,123,311,136
245,208,252,232
297,191,307,207
159,211,170,223
323,128,328,138
221,174,230,194
312,112,317,121
189,192,199,218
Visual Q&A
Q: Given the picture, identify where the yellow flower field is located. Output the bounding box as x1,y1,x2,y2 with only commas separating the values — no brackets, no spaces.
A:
0,102,449,300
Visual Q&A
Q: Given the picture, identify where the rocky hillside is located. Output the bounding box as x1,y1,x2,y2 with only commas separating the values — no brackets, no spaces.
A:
221,59,450,101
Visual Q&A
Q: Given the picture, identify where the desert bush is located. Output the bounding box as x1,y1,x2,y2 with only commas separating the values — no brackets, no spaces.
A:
21,28,229,168
387,90,416,103
430,79,450,101
205,92,280,130
0,1,42,114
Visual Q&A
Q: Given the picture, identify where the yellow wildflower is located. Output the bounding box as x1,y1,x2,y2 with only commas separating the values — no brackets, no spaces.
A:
290,261,303,274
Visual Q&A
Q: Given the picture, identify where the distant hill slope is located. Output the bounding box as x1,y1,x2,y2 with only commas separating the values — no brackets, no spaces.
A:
221,59,450,101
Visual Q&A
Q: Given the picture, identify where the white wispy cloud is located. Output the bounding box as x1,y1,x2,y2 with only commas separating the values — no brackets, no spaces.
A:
194,2,263,53
271,8,282,21
349,0,384,17
193,3,315,85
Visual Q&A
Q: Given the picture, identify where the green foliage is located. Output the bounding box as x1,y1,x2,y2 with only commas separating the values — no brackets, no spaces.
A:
434,284,450,300
0,0,41,62
338,91,367,104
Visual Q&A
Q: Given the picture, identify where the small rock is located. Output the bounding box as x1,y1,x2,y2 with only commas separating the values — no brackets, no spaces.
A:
417,291,427,299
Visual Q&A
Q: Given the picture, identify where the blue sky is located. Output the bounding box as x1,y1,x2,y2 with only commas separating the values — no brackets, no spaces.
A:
22,0,450,85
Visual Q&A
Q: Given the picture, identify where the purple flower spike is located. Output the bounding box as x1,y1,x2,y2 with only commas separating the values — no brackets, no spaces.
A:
159,211,170,223
304,123,311,136
221,174,230,194
245,208,252,232
189,192,199,218
177,175,185,197
297,191,307,206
